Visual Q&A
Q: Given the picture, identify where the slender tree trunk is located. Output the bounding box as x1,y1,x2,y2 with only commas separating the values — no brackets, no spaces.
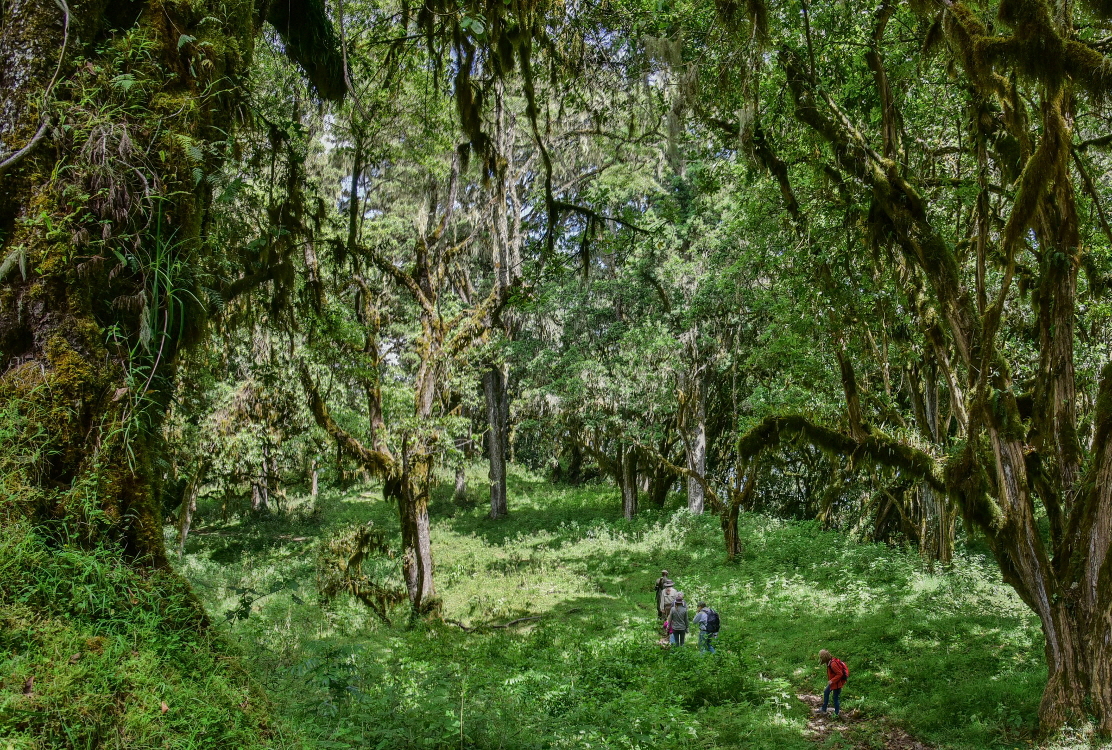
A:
311,458,319,499
484,366,509,519
388,448,437,614
722,464,756,561
723,502,743,560
454,429,470,504
620,445,638,519
177,463,207,559
686,373,707,514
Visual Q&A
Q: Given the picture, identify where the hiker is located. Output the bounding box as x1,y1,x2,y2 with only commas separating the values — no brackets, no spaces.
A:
653,570,670,616
667,594,688,646
658,579,678,619
815,649,849,717
693,601,719,653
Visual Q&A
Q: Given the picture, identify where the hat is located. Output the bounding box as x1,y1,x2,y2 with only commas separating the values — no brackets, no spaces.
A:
663,579,674,587
676,593,685,601
661,569,669,576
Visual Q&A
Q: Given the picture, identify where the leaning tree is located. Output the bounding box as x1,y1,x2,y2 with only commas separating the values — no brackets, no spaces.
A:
683,0,1112,731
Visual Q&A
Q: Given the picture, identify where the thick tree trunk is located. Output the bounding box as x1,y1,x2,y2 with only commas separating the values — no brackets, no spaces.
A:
484,366,510,519
386,454,437,614
454,467,467,503
0,0,341,567
567,438,583,485
648,467,675,507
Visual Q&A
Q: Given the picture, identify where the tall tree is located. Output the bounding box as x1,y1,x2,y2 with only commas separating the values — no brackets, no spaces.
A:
0,0,342,564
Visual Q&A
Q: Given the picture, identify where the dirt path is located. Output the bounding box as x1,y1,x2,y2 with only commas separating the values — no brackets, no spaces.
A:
797,692,932,750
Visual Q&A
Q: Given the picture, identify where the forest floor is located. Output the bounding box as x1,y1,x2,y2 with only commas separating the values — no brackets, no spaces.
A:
171,466,1101,749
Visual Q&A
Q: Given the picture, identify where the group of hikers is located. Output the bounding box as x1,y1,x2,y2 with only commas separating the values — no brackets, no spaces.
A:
652,570,719,653
651,570,850,718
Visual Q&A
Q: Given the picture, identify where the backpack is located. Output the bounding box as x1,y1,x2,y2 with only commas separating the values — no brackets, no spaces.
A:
831,658,849,680
705,608,720,634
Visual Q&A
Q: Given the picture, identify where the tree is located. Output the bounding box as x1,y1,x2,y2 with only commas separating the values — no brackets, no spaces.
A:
0,0,343,565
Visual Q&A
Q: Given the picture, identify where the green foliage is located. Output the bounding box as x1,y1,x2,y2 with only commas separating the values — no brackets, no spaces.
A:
174,467,1051,749
0,524,283,749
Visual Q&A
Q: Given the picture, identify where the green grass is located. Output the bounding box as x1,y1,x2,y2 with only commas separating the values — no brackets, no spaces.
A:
169,466,1061,750
0,522,284,749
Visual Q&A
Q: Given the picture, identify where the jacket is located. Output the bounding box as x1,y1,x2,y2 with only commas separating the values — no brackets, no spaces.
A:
668,604,688,632
660,588,677,615
693,608,716,633
827,658,849,690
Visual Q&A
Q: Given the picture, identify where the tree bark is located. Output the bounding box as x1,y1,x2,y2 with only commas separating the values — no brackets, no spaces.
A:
454,428,471,503
177,462,207,559
620,445,638,519
685,371,707,514
484,366,509,519
0,0,342,567
566,435,583,485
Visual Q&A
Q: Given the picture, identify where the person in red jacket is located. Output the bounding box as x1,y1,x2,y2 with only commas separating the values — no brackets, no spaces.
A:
815,649,849,717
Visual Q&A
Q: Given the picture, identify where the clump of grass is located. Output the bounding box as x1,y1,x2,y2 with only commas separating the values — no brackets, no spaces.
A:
0,522,287,749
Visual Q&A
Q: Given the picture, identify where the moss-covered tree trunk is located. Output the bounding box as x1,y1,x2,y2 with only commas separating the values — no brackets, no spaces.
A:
0,0,341,562
776,1,1112,721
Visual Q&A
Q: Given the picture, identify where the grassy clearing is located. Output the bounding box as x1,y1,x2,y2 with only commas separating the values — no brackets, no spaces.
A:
171,465,1061,750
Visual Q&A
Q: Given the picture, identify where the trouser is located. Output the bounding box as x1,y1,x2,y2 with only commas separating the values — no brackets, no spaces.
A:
698,631,716,653
669,630,686,646
822,685,841,714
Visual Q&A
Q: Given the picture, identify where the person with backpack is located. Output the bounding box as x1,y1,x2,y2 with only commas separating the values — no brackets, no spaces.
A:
815,649,849,717
693,602,719,653
667,594,688,646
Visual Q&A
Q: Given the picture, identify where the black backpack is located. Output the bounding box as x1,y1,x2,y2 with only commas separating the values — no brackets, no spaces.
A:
705,608,720,634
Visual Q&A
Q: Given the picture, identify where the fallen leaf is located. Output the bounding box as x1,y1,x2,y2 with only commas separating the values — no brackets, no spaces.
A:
22,676,33,695
239,699,249,710
69,653,82,664
160,701,168,714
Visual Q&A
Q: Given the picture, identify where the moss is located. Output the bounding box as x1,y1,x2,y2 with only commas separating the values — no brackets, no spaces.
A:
1064,40,1112,98
0,524,280,747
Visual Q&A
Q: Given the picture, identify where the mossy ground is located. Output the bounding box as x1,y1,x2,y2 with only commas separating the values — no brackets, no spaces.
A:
169,465,1067,750
0,523,283,749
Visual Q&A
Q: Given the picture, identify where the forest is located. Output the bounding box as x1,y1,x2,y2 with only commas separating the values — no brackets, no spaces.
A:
2,0,1112,745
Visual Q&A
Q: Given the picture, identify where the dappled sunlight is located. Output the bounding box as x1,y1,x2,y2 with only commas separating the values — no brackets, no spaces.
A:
160,466,1053,748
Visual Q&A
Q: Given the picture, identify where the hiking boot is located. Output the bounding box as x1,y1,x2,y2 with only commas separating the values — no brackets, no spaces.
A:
812,708,827,715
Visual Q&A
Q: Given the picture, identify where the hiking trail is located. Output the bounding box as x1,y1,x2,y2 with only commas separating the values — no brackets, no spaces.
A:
797,692,933,749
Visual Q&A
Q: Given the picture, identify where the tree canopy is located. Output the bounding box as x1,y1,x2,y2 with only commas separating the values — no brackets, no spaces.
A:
2,0,1112,739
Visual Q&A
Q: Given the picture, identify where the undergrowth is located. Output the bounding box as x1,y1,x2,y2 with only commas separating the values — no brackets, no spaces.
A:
171,465,1059,750
0,523,283,749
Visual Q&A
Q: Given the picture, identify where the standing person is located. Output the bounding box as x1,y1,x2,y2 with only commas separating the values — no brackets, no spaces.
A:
667,594,688,646
653,570,670,617
815,649,849,717
658,579,678,619
693,602,719,653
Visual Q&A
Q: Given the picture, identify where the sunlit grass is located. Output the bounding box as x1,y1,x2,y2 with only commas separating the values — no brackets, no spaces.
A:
167,465,1056,749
